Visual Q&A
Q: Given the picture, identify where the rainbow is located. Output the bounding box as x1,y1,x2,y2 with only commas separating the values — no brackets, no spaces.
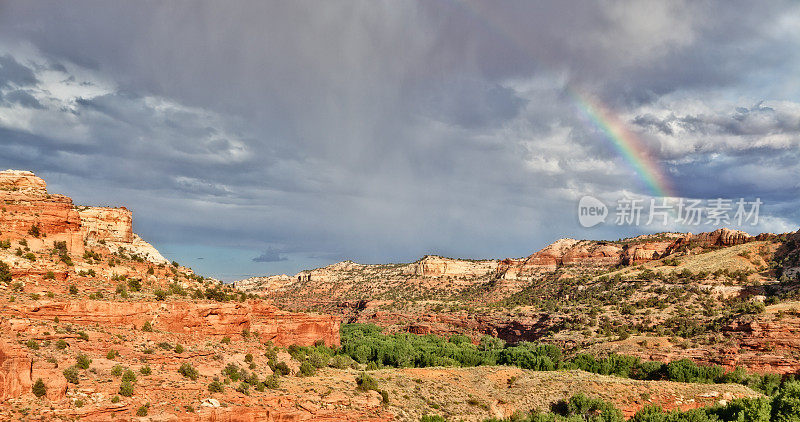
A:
449,0,675,198
568,87,674,198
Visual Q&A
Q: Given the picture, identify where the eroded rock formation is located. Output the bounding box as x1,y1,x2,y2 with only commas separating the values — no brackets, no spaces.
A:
402,255,498,277
8,300,340,347
0,169,167,264
0,340,31,401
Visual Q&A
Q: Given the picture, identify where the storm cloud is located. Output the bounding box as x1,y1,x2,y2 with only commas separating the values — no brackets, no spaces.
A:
0,1,798,280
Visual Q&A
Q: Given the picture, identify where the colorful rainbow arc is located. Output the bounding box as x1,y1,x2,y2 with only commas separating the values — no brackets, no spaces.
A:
568,87,675,198
450,0,675,199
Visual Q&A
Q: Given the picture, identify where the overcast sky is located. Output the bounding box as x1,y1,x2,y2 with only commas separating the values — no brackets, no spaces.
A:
0,1,798,280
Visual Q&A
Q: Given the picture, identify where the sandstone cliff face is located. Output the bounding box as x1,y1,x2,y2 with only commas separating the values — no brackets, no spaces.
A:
78,206,134,243
0,170,47,192
402,255,498,277
234,274,294,293
498,238,628,279
696,228,754,247
496,230,760,280
0,170,166,264
663,228,755,257
0,340,31,401
8,300,340,347
0,170,85,255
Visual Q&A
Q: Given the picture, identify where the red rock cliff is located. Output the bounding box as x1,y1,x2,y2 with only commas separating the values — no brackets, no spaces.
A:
0,169,166,264
9,300,340,347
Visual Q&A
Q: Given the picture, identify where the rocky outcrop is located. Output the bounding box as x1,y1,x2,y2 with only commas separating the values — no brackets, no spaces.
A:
0,170,166,264
0,171,86,255
498,239,629,279
773,230,800,279
497,230,762,279
717,311,800,374
664,228,755,256
402,255,498,277
696,228,754,247
343,304,563,345
0,170,47,192
78,207,134,243
0,340,31,401
234,274,295,293
8,300,340,347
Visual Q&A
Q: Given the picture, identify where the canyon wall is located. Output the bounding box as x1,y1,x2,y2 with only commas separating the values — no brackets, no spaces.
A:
8,300,340,347
0,170,166,264
402,255,498,277
497,228,758,280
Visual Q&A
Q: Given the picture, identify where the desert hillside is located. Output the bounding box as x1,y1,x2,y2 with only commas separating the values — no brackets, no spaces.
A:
2,170,799,421
237,226,800,377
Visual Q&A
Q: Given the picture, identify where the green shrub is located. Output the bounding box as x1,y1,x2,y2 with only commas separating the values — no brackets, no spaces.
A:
110,395,120,403
562,393,624,422
666,359,724,384
118,381,134,397
77,331,89,341
68,284,78,295
309,352,329,368
245,353,253,363
111,364,124,377
330,354,355,369
139,365,152,376
141,321,154,332
221,336,231,345
76,354,92,369
356,372,379,391
208,380,224,393
26,339,39,350
223,363,241,381
63,366,80,384
106,349,118,359
263,373,280,389
56,339,68,350
122,369,137,384
178,363,199,381
175,344,185,354
272,361,291,376
153,289,167,301
235,382,250,395
32,378,47,398
136,403,149,416
299,361,316,377
127,278,141,292
0,261,11,283
712,397,771,422
773,381,800,422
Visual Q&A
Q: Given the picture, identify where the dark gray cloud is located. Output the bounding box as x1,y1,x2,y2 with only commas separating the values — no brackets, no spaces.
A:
252,248,288,263
0,1,798,279
0,55,38,88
